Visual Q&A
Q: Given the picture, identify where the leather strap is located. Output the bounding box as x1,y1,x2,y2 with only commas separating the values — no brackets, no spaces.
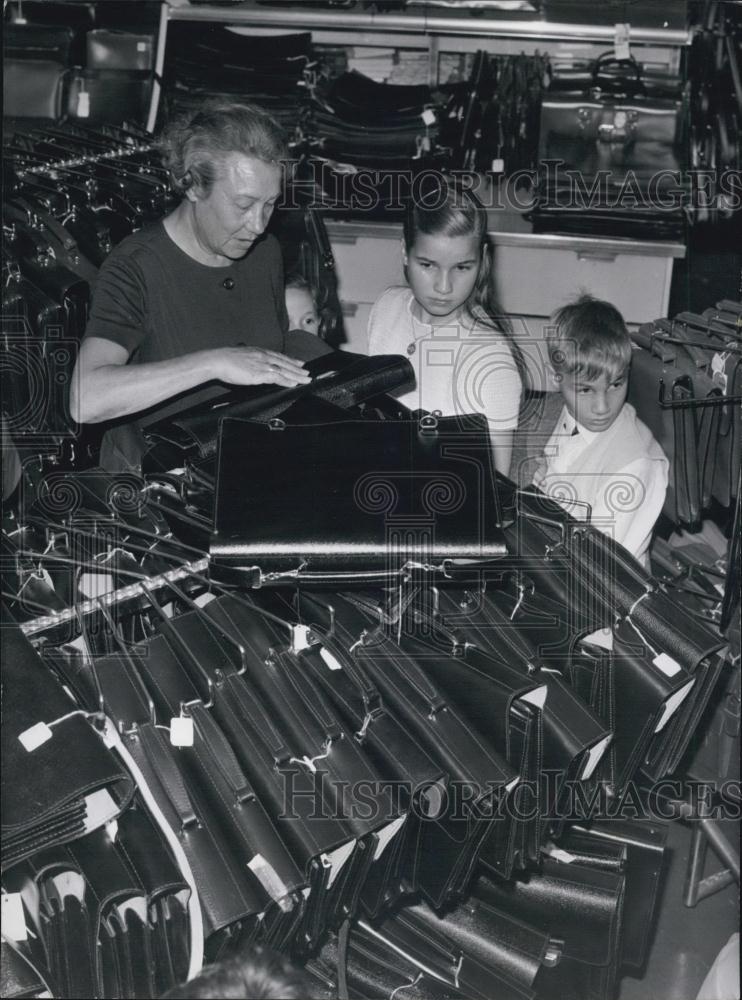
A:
137,726,197,830
223,674,293,767
189,704,254,805
337,917,351,1000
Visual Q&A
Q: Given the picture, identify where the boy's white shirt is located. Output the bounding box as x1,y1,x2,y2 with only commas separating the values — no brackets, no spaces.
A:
533,401,669,569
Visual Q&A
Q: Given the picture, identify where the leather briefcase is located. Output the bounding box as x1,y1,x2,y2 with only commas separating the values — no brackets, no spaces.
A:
563,819,668,970
3,58,70,120
478,857,626,1000
535,53,689,237
86,29,155,71
1,616,134,873
210,411,507,584
298,591,519,908
67,70,153,125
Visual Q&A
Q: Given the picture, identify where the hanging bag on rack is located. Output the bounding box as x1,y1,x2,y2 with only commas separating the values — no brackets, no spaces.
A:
535,52,689,237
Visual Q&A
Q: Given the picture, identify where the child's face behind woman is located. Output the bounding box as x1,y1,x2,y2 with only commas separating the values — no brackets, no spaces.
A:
285,286,319,334
405,232,481,325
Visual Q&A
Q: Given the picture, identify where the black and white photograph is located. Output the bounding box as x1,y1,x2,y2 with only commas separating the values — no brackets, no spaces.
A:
1,1,740,998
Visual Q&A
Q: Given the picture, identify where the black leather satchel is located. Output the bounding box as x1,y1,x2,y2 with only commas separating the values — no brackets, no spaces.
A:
478,857,626,1000
128,617,306,902
606,619,696,790
535,52,689,238
210,411,507,584
562,820,668,971
3,58,71,120
406,897,550,1000
391,602,547,877
86,28,156,71
75,643,267,938
1,615,134,873
298,591,519,908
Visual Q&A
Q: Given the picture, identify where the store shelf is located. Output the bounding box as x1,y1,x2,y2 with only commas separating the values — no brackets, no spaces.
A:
326,219,686,257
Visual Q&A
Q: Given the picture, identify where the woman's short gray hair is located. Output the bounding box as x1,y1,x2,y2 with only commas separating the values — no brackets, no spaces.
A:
159,100,289,195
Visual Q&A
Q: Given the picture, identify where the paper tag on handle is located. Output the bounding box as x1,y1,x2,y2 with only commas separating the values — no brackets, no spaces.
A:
79,573,114,599
1,894,27,941
421,108,436,126
319,648,343,671
77,89,90,118
614,23,631,61
653,652,682,677
19,721,53,752
170,716,194,747
711,352,729,393
544,845,577,864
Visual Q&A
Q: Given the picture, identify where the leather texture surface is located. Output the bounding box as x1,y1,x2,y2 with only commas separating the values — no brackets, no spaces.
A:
211,412,506,579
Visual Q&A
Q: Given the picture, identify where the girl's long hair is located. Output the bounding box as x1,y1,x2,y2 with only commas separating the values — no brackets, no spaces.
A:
403,174,529,388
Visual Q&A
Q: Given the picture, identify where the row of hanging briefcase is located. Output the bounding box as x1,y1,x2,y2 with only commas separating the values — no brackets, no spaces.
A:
629,298,742,526
2,121,174,452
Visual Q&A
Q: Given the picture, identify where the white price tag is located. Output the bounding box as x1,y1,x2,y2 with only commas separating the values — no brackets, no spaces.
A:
137,41,147,52
248,853,289,903
491,157,505,174
77,90,90,118
711,352,729,393
18,721,53,752
653,652,682,677
170,716,194,747
79,573,114,599
319,648,343,671
614,23,631,61
421,108,436,126
194,592,216,608
1,894,27,941
544,846,577,864
291,625,312,652
83,788,119,834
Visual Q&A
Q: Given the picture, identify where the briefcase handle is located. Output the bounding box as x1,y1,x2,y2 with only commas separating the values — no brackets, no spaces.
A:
591,52,646,97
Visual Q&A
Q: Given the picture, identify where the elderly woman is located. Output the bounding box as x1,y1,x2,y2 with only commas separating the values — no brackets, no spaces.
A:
70,100,310,472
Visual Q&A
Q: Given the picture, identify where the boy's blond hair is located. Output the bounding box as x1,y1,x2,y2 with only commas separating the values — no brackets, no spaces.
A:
548,293,632,383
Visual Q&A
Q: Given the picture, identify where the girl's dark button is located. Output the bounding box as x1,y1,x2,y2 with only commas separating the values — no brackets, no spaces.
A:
222,277,235,290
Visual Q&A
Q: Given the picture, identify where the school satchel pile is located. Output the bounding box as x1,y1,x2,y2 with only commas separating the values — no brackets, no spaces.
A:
3,350,734,998
629,298,742,529
161,22,315,137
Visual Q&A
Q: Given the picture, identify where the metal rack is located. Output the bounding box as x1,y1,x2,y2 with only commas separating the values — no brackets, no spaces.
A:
167,1,692,71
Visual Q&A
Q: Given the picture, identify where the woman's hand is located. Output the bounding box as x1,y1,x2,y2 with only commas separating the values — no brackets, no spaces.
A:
209,346,311,388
